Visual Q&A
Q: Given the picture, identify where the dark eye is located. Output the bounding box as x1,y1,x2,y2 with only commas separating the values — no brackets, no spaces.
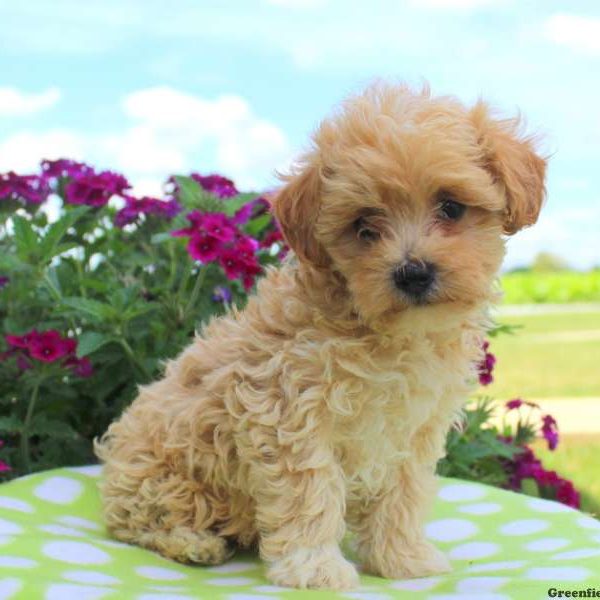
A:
354,217,380,242
438,197,467,221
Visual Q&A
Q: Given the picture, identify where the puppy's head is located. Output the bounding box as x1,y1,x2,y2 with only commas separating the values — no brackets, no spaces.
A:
272,83,546,324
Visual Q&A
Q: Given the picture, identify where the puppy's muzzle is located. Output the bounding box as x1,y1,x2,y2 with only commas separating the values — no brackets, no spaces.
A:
393,260,436,301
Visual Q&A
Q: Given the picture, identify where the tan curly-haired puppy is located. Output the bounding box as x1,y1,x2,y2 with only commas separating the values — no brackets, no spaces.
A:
96,83,546,590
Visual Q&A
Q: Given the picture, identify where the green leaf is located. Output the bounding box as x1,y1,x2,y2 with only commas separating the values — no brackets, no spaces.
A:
12,216,38,260
245,213,272,237
39,206,90,262
0,416,23,433
61,297,117,321
173,176,221,212
151,232,174,245
76,331,114,358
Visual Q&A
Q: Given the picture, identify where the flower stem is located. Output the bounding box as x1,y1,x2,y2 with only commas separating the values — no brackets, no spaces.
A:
20,380,41,473
119,338,152,382
184,266,207,319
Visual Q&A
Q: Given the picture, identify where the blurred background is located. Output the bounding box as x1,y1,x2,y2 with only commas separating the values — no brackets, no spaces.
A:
1,1,599,506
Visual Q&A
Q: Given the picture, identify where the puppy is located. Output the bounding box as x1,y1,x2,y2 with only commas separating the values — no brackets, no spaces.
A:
96,82,546,590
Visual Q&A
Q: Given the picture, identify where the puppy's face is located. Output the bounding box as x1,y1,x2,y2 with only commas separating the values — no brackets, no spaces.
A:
274,85,546,324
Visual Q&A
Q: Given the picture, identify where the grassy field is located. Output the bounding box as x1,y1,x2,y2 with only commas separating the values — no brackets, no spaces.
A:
485,307,600,399
501,270,600,304
533,435,600,517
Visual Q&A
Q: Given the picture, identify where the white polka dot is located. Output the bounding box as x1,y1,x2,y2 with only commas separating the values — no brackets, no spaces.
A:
0,519,22,536
135,567,187,581
592,534,600,544
136,595,194,600
426,519,478,542
0,536,15,547
449,542,500,560
0,497,34,513
343,594,391,600
62,570,121,585
527,498,572,513
42,541,110,565
389,577,441,591
205,578,257,586
57,516,102,531
438,483,486,502
46,584,112,599
228,595,283,600
526,566,591,581
206,561,256,573
499,519,549,536
577,516,600,531
68,465,102,477
430,595,510,600
552,548,600,561
0,557,37,569
524,537,570,552
34,476,83,504
468,560,527,573
0,578,23,600
456,577,509,593
458,503,502,515
40,525,87,538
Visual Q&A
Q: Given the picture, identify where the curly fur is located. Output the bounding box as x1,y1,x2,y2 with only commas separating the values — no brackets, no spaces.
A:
96,82,546,590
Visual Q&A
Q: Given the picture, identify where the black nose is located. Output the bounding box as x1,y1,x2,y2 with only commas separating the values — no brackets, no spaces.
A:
393,260,436,297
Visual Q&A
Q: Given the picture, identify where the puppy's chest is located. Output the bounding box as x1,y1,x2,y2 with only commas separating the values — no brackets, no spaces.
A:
325,334,469,497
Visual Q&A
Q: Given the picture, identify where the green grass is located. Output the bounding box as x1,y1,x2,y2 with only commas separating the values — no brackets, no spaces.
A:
533,435,600,517
485,309,600,399
500,270,600,304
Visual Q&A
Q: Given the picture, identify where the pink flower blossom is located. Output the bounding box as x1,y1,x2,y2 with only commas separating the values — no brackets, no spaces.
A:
41,159,93,179
478,340,496,386
64,355,94,378
541,414,559,451
0,171,50,204
191,173,238,199
28,330,75,363
187,233,222,263
0,441,10,473
66,171,130,207
115,195,181,227
506,398,523,410
0,276,9,289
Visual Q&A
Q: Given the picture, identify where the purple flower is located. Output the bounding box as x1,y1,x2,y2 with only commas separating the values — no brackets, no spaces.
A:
191,173,238,199
505,398,523,411
114,195,181,228
0,441,10,474
65,171,130,207
41,159,93,180
212,286,232,304
0,276,8,289
477,340,496,386
64,355,94,378
187,233,222,263
541,414,559,451
0,171,50,205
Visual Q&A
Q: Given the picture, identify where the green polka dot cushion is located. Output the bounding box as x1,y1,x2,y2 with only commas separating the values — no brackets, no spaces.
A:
1,467,599,599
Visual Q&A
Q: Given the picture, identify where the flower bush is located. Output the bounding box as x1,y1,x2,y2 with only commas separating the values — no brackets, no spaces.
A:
0,160,283,476
0,159,581,511
439,335,580,509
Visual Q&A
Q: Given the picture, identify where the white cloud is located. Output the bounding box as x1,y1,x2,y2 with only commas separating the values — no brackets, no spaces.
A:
0,87,292,192
0,87,61,116
409,0,503,9
543,14,600,55
0,129,84,173
265,0,325,7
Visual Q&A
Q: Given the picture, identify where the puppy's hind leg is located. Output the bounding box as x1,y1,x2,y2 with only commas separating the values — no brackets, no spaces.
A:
116,526,232,566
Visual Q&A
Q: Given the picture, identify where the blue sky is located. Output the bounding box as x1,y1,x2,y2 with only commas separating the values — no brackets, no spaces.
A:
0,0,599,269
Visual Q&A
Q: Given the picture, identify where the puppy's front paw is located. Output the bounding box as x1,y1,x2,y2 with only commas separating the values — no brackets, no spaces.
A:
364,541,451,579
267,544,359,590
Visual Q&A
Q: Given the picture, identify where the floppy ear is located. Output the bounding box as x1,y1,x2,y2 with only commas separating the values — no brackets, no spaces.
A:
471,102,547,235
271,161,329,267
